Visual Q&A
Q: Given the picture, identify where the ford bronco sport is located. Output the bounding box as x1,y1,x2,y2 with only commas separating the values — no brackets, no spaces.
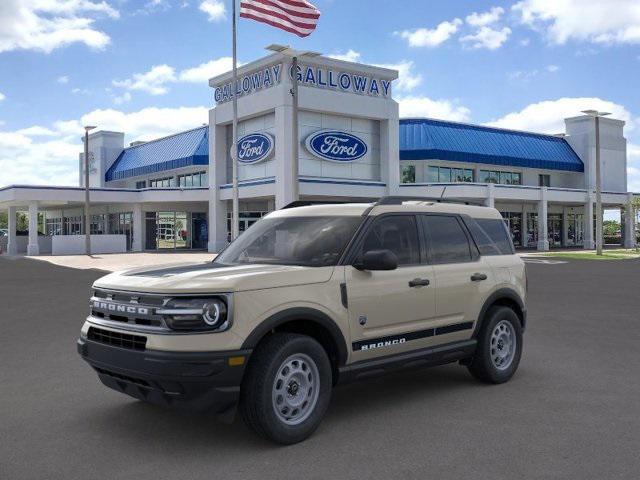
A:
78,197,526,444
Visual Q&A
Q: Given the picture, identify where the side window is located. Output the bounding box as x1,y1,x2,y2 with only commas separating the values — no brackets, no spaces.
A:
360,215,420,266
422,215,472,264
474,218,514,255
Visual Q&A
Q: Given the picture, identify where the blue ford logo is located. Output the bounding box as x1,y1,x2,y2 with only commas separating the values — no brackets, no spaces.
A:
305,131,368,162
235,133,274,164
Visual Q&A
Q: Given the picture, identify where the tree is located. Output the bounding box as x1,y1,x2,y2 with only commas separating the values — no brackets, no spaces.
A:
0,211,6,230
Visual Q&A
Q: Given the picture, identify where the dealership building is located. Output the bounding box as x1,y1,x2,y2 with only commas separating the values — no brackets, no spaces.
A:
0,52,637,255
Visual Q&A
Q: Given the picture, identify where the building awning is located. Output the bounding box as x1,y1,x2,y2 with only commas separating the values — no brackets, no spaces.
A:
399,118,584,172
105,126,209,181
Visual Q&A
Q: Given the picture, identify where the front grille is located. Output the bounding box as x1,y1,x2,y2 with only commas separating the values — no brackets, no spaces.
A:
90,289,166,330
88,326,147,351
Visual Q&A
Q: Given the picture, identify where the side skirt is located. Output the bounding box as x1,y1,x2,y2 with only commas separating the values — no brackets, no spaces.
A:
337,339,477,384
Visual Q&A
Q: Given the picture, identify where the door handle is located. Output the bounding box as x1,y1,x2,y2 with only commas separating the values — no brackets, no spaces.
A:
409,278,430,287
470,273,488,282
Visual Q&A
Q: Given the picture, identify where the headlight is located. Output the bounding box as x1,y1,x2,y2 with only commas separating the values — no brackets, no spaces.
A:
157,297,230,332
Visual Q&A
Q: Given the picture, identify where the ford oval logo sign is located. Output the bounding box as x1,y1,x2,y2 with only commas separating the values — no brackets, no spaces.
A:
305,130,367,162
234,133,274,164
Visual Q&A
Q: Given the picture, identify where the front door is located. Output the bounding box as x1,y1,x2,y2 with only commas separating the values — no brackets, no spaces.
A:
345,215,436,360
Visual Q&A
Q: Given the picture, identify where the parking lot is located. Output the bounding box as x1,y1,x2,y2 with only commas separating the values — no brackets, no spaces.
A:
1,255,639,479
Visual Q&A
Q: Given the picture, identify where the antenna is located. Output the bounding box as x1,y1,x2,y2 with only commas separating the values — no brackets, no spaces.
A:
439,185,448,201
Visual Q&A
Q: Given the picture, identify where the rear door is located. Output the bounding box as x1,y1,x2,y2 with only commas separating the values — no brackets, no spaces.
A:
420,214,494,342
345,214,436,360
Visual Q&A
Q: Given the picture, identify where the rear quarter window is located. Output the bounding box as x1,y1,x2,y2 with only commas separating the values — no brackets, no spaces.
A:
466,217,515,255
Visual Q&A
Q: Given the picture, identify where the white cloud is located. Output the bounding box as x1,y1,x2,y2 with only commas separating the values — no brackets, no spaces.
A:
0,106,209,187
461,26,511,50
546,64,560,72
328,50,362,63
373,60,422,93
520,38,531,46
513,0,640,45
179,56,234,82
0,0,119,54
113,91,132,105
398,96,471,122
466,6,504,27
508,64,560,81
396,19,463,47
113,64,177,95
0,92,5,102
486,97,635,134
57,75,69,84
199,0,226,22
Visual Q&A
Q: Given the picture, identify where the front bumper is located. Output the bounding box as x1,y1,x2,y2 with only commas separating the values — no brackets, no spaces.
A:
77,336,251,419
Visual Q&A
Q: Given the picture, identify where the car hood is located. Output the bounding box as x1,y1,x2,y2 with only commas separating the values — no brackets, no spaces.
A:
92,262,335,294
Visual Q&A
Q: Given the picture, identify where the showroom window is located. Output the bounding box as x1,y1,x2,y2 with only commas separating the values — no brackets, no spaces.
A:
178,171,208,188
149,177,175,188
427,166,473,183
401,165,416,184
479,170,522,185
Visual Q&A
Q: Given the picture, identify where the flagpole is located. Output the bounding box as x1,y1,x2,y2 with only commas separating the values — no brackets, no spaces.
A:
231,0,240,241
291,55,299,202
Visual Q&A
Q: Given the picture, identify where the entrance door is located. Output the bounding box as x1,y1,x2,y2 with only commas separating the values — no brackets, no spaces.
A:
548,214,563,247
346,215,436,360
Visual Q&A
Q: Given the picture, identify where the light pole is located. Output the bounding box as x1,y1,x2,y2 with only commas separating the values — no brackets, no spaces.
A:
266,44,320,204
581,110,610,256
83,125,96,255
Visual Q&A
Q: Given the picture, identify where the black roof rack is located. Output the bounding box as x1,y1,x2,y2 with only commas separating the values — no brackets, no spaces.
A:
374,196,472,206
281,200,354,209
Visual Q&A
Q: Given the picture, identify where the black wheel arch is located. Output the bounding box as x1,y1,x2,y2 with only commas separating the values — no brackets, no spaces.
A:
241,307,349,371
473,288,527,338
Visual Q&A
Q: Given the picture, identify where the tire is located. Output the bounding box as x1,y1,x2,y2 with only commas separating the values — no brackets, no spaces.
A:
467,306,523,384
240,333,332,444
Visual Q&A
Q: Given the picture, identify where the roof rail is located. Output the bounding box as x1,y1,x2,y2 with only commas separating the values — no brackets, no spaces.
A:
374,196,471,206
281,200,354,210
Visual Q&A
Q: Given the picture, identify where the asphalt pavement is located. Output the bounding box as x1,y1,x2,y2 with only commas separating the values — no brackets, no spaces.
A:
1,255,639,480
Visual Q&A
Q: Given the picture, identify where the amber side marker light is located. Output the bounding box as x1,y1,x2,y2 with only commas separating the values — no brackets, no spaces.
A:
228,356,246,366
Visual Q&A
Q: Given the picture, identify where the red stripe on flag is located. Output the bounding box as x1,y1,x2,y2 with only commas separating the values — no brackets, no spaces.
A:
247,0,320,19
239,11,312,37
240,3,317,29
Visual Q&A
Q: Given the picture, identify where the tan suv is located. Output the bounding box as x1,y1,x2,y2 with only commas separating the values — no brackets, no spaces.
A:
78,197,526,444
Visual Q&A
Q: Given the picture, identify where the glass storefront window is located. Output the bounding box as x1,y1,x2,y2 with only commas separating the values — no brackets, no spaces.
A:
145,211,207,250
480,170,521,185
427,166,473,183
401,165,416,184
500,212,522,247
548,214,563,247
566,213,584,246
526,213,538,248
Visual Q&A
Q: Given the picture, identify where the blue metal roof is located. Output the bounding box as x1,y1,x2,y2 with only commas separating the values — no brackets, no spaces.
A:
105,126,209,181
399,118,584,172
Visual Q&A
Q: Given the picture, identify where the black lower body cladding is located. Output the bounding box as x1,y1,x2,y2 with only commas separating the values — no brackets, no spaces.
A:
77,336,251,419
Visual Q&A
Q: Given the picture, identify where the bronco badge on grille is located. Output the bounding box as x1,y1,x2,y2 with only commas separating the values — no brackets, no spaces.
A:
91,300,150,316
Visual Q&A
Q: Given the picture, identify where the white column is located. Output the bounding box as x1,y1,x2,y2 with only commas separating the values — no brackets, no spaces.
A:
7,206,18,255
624,193,636,249
537,187,549,251
274,104,295,209
27,203,40,256
208,118,230,253
381,113,400,196
132,204,143,252
584,195,595,249
484,183,495,208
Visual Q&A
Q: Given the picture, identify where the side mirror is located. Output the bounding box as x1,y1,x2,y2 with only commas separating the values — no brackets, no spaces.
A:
355,249,398,271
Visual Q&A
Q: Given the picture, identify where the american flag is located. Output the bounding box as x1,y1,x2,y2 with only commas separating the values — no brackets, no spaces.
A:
240,0,321,38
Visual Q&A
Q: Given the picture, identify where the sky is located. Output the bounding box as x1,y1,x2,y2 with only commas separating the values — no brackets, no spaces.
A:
1,0,640,195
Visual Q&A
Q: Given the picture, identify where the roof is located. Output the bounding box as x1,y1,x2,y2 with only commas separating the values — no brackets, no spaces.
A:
105,126,209,181
399,118,584,172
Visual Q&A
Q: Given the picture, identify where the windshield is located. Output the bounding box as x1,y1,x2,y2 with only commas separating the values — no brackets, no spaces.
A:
215,216,362,267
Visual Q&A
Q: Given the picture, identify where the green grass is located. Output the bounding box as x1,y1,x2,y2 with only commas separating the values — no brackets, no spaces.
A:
541,249,640,260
